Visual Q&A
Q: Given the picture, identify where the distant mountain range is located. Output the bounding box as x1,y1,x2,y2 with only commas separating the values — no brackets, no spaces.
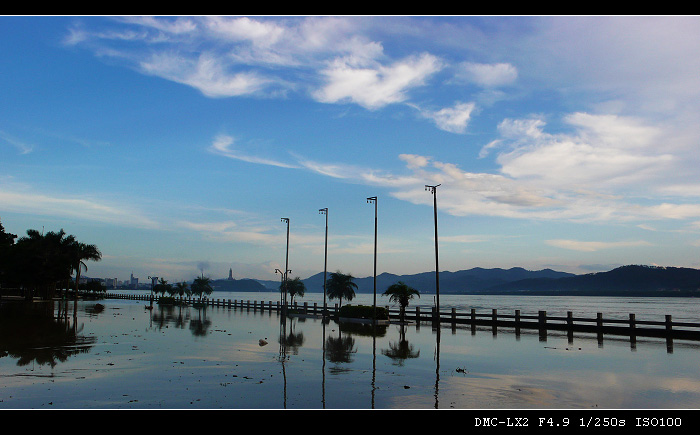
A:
231,265,700,297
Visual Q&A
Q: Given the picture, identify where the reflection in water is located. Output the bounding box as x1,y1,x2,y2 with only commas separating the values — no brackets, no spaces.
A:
5,298,700,409
0,301,96,369
325,329,357,371
190,307,212,337
434,326,440,409
277,316,308,409
381,325,420,366
147,304,214,337
150,304,191,331
279,317,305,355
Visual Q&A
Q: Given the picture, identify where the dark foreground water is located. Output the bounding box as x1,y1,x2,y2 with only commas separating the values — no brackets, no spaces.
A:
2,294,700,410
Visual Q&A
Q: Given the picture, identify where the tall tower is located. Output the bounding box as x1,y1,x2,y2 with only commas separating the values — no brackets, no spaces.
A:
228,268,233,280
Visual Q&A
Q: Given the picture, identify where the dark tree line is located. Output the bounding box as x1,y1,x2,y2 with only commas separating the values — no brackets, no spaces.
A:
0,220,102,301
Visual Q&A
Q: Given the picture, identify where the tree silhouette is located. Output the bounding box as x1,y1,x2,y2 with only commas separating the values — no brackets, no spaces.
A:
191,275,213,301
154,278,172,297
327,271,358,309
283,276,306,305
175,281,189,300
69,241,102,303
383,281,420,323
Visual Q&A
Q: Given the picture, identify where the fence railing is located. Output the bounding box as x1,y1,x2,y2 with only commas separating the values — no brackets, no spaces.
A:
105,293,700,342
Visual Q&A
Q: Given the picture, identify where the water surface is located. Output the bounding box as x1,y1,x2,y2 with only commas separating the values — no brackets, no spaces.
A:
1,296,700,409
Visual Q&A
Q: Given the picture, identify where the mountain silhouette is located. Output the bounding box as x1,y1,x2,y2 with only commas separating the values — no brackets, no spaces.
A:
248,265,700,296
255,267,575,294
485,265,700,295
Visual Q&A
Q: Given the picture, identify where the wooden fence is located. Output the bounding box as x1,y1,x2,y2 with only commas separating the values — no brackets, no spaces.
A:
105,293,700,343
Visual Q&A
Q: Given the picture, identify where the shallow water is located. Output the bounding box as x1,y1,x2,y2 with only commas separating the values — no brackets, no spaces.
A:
1,297,700,409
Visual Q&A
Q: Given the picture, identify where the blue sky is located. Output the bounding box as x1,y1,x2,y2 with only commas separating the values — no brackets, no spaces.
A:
2,16,700,284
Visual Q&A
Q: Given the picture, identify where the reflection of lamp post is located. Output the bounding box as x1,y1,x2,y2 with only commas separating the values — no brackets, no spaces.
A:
425,184,441,323
366,196,377,323
319,208,329,317
281,218,290,314
148,275,158,307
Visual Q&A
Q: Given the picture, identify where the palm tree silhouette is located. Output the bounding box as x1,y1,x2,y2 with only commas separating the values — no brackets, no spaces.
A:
175,281,189,302
383,281,420,324
70,241,102,303
283,276,306,305
191,275,213,301
327,271,358,309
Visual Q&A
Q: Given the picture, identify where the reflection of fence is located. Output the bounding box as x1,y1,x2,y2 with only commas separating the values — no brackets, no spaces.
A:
106,293,700,342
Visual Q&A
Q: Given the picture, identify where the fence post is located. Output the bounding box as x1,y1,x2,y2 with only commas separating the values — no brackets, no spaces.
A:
666,315,673,334
451,308,456,325
597,313,603,330
538,311,546,330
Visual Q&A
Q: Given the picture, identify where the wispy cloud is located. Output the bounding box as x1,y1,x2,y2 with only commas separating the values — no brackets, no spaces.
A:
452,62,518,88
177,219,281,245
139,52,275,98
546,239,652,252
0,188,157,229
207,134,299,168
0,131,34,154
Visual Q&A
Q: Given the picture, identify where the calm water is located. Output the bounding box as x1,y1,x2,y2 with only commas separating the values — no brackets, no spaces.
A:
1,292,700,409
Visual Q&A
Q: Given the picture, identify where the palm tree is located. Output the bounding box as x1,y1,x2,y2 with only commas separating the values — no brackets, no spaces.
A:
284,277,306,305
383,281,420,324
14,229,78,300
154,278,171,297
191,275,213,301
70,241,102,303
326,271,358,309
175,281,189,301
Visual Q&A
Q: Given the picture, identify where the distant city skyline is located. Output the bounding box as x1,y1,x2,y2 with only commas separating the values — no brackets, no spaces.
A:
2,16,700,283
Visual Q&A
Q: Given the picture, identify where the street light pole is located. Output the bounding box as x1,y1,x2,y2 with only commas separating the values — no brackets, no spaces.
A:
281,217,290,315
425,184,441,323
366,196,377,323
319,208,328,317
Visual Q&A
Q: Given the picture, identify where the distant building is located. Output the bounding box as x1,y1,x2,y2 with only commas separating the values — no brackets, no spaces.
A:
130,272,138,289
228,268,233,280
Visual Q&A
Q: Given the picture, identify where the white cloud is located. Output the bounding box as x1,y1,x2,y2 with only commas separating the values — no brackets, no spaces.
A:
546,239,652,252
313,53,443,110
417,101,476,133
454,62,518,87
139,52,273,98
203,16,285,47
399,154,430,169
494,113,673,189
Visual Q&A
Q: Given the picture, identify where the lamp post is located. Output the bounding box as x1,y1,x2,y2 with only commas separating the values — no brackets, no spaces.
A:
425,184,441,323
366,196,377,323
319,208,329,317
148,275,158,307
281,217,290,315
